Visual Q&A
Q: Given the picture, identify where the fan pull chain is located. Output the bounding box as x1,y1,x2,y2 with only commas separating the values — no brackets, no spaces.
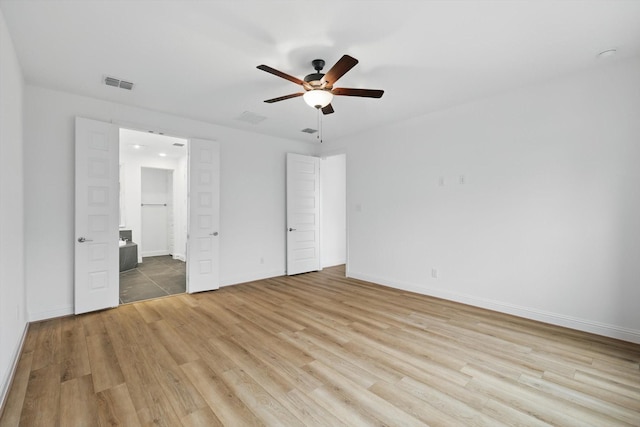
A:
317,108,323,143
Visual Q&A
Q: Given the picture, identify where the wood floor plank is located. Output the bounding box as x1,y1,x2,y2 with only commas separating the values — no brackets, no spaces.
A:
95,383,141,427
0,351,33,426
30,318,61,371
105,305,187,426
18,364,60,427
368,380,463,426
480,397,555,427
85,330,125,393
2,265,639,426
542,370,640,411
519,373,640,425
146,319,200,366
180,407,224,427
304,360,423,427
60,316,91,383
463,364,632,426
221,368,304,427
180,359,264,426
59,374,98,427
397,375,508,427
280,330,381,389
284,388,351,427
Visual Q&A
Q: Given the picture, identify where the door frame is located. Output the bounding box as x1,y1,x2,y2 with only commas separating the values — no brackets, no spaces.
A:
76,119,221,313
285,151,349,276
286,153,321,275
319,152,348,271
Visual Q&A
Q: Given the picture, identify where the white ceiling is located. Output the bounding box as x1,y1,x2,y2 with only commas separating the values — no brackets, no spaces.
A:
2,0,639,143
120,128,187,160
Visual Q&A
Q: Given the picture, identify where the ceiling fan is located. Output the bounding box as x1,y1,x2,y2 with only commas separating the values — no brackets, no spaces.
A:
257,55,384,115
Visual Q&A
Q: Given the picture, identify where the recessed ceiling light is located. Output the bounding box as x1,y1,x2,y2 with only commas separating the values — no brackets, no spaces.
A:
597,49,617,60
132,144,145,149
158,153,167,157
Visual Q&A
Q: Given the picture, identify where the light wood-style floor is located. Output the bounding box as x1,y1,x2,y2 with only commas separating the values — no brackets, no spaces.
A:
1,265,639,426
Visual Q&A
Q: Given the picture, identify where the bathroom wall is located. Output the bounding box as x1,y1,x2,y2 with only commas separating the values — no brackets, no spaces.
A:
141,167,172,257
174,155,188,261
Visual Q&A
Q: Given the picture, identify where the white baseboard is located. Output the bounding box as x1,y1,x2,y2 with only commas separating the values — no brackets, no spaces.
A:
29,306,74,322
173,253,186,262
0,322,29,415
220,269,286,287
348,271,640,345
141,250,171,258
321,258,346,268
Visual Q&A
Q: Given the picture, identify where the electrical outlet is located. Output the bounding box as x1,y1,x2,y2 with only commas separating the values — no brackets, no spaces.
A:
431,268,438,279
438,177,445,186
260,257,264,264
459,175,465,184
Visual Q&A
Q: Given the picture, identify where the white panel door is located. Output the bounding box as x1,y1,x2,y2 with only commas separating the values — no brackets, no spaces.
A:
187,139,220,293
286,153,321,275
75,117,119,314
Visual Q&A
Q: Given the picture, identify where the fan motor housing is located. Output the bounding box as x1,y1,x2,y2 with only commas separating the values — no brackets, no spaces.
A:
304,59,326,86
304,73,324,83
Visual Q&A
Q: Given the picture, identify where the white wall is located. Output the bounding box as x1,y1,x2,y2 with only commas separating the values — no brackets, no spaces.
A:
141,167,171,257
0,8,27,408
24,85,318,321
321,57,640,343
174,155,188,261
321,154,346,267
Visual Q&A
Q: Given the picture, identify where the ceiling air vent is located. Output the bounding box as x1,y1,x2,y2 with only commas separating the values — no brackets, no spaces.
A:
104,75,134,90
172,142,185,147
301,128,317,134
235,111,267,125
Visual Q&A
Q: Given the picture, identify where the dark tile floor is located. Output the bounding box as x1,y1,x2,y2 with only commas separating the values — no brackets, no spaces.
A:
119,255,186,304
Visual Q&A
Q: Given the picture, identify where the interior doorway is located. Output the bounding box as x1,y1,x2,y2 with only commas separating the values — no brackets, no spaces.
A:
118,128,188,303
321,153,347,271
285,152,347,276
75,117,221,313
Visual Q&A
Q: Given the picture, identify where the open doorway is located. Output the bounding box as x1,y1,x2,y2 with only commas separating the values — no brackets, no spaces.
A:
75,117,220,314
321,153,347,273
118,128,188,303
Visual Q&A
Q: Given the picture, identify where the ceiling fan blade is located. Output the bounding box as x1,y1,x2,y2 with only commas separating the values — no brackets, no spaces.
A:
257,65,306,86
321,104,334,115
264,92,304,103
332,88,384,98
321,55,359,86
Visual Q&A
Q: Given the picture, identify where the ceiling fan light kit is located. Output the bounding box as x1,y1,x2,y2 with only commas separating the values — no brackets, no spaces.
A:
257,54,384,115
303,90,333,109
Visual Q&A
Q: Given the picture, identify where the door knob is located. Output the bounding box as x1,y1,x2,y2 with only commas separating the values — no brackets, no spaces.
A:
288,228,296,232
210,232,219,236
77,237,93,243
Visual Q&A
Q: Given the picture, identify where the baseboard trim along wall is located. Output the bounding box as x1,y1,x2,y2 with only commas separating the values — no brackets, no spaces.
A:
220,269,286,288
321,258,347,269
0,323,29,416
29,306,74,323
141,250,171,258
348,271,640,345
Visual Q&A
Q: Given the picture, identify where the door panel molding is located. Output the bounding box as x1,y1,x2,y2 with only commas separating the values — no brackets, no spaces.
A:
74,117,119,314
286,153,321,275
187,139,220,293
